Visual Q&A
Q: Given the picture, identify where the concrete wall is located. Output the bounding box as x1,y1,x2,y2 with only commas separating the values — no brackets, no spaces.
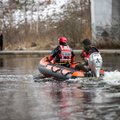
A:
112,0,120,25
91,0,112,26
91,0,120,39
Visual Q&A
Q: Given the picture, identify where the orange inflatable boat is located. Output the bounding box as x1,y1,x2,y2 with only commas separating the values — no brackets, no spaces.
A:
38,55,104,80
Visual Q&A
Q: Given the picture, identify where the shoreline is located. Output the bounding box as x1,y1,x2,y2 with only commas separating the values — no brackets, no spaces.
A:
0,49,120,56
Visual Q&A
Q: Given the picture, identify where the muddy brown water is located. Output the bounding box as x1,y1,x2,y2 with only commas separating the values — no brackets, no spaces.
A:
0,54,120,120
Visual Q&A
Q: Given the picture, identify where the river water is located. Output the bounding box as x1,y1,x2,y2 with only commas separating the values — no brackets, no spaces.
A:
0,54,120,120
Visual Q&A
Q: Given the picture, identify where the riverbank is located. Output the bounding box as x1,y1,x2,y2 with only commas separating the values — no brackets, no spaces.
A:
0,49,120,56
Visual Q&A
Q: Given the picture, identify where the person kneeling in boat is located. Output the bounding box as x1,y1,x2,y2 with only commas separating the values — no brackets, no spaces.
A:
75,38,99,72
48,37,75,67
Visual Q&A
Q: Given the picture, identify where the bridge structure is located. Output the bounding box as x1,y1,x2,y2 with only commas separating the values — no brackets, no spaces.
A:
91,0,120,39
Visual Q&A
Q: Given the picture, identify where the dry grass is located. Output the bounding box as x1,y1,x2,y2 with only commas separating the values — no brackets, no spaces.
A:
5,37,58,50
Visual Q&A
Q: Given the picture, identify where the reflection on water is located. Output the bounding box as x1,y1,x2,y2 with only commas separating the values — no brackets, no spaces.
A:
49,82,92,120
0,54,120,120
0,57,3,67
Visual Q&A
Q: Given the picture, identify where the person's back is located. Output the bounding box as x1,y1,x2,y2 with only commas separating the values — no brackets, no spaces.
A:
49,37,75,67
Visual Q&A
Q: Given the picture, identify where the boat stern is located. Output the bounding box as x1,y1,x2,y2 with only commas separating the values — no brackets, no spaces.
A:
71,71,85,78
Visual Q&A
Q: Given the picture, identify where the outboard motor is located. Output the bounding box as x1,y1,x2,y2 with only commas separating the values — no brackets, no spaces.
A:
88,52,103,78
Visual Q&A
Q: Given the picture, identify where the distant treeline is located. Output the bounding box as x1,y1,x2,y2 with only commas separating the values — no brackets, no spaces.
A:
0,0,119,50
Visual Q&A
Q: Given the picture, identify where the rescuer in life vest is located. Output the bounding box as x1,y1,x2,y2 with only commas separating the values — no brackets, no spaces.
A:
48,37,75,67
75,38,99,71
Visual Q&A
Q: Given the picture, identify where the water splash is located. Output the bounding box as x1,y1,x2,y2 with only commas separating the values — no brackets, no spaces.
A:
103,70,120,85
66,70,120,87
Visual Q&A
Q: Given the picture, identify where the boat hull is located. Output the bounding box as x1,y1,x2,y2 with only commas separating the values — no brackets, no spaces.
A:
38,56,104,80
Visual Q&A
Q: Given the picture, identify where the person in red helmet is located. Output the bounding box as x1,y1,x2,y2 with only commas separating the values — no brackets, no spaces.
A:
48,37,75,67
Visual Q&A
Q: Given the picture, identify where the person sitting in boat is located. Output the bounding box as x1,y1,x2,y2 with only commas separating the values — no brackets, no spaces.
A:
81,38,99,61
48,36,75,67
75,38,99,71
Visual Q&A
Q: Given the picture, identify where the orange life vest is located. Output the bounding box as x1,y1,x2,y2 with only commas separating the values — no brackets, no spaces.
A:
59,45,72,63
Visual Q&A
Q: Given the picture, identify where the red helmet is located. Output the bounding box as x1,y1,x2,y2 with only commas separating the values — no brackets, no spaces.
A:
58,37,68,43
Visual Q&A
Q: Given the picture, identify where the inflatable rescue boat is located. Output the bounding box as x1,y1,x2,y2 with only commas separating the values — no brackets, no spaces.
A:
38,52,104,80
